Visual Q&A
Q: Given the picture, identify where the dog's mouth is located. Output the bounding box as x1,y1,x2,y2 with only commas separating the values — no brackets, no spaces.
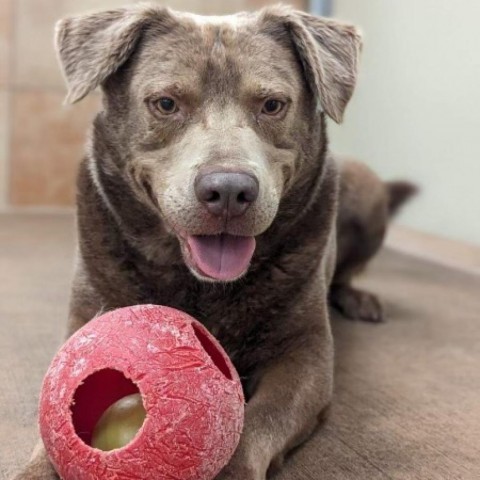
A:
181,234,256,282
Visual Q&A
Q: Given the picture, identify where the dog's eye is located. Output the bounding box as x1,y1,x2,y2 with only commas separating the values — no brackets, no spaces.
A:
154,97,178,115
262,99,284,116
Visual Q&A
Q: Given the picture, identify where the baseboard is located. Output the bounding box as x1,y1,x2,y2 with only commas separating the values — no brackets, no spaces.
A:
386,225,480,276
0,206,75,215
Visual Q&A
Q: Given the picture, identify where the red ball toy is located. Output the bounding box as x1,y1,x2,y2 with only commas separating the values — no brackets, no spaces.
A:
39,305,244,480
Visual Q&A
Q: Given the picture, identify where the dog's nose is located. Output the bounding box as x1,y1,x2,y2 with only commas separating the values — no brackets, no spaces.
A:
195,172,259,217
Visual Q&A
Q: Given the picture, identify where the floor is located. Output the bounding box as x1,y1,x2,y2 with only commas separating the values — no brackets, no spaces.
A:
1,214,479,480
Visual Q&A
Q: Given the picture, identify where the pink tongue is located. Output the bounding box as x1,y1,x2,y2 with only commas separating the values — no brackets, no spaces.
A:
187,234,256,281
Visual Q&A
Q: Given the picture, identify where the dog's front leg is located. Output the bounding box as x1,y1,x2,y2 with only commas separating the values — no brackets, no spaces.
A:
11,442,58,480
12,268,103,480
217,317,333,480
11,312,89,480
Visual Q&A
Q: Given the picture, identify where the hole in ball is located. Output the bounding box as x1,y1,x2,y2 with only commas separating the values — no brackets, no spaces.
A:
192,322,233,381
70,368,146,451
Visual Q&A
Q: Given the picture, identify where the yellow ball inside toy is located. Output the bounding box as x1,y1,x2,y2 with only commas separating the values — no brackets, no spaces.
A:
91,393,147,451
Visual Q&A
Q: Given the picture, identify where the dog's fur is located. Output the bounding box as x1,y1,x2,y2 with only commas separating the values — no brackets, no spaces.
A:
14,4,414,480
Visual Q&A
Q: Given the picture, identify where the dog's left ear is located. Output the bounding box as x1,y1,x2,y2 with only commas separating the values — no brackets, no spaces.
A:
261,7,362,123
55,5,174,104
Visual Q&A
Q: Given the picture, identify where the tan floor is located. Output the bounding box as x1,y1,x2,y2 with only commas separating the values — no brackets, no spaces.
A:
1,214,479,480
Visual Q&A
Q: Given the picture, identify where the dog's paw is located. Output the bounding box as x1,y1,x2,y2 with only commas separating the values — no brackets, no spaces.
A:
216,464,264,480
11,461,59,480
11,472,58,480
216,452,266,480
330,284,384,323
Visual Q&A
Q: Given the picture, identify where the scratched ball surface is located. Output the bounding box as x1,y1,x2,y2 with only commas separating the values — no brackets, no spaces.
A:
39,305,244,480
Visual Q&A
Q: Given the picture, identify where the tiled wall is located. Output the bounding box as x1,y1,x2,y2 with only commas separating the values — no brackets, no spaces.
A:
0,0,306,209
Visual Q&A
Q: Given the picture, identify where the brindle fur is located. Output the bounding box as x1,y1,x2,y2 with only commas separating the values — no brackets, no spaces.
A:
11,4,414,480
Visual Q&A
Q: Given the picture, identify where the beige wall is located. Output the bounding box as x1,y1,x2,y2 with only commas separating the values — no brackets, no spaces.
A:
0,0,305,209
329,0,480,245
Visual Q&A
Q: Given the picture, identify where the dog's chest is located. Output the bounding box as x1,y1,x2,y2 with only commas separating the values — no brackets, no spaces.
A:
137,277,291,377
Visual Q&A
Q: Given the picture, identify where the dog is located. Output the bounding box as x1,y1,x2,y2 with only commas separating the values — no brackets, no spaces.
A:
13,4,414,479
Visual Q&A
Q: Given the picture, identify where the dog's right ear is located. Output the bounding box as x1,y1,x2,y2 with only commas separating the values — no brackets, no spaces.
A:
55,5,173,104
259,6,362,123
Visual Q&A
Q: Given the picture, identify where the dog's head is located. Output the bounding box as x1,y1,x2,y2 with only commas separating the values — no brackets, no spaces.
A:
56,4,361,282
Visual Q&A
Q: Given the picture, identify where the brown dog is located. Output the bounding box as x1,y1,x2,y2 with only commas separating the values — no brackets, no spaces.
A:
13,4,412,479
